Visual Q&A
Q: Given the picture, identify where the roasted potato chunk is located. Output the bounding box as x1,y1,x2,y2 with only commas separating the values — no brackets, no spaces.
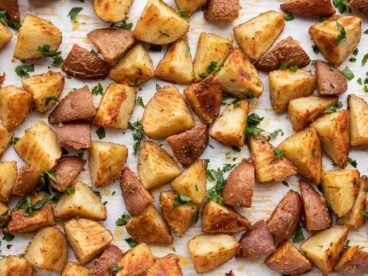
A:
25,226,68,271
14,15,62,60
52,122,91,150
204,0,239,21
299,179,332,231
133,0,189,45
109,44,154,86
120,167,154,216
237,220,275,258
138,141,181,190
322,169,359,217
0,161,16,202
350,0,368,14
0,202,9,226
0,23,11,51
22,71,65,113
309,15,362,65
12,166,42,197
188,234,238,273
334,246,368,274
147,254,182,276
265,241,313,275
174,0,207,14
210,100,248,147
349,94,368,147
0,85,32,131
89,245,123,276
93,84,136,130
269,69,316,113
288,95,338,131
62,262,89,276
64,218,113,265
142,86,195,139
301,225,348,274
214,48,263,98
280,0,336,16
126,204,174,245
311,110,349,168
0,256,34,276
255,37,310,72
93,0,133,23
0,0,20,22
278,128,322,184
233,10,285,60
315,60,347,95
248,136,297,183
0,124,11,158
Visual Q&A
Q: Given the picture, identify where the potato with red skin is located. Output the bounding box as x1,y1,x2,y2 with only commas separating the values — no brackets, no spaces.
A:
315,60,347,95
52,122,91,150
349,0,368,15
89,245,124,276
334,246,368,274
0,0,20,22
280,0,336,17
205,0,239,21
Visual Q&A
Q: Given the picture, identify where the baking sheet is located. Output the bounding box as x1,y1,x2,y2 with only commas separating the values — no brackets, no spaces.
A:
1,0,368,275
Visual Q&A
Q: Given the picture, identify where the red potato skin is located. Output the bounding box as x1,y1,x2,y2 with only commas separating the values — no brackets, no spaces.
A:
335,246,368,274
89,245,124,276
0,0,20,22
52,122,91,150
222,159,254,208
349,0,368,15
315,60,347,95
280,0,336,17
205,0,239,21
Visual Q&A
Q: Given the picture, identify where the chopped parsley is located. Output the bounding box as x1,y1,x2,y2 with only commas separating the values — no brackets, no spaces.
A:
2,231,14,241
111,20,133,30
128,120,144,155
116,213,131,226
348,157,357,168
45,96,59,106
325,101,343,113
110,265,122,273
312,45,320,54
268,129,284,140
156,83,162,91
177,8,190,21
10,136,19,145
199,61,222,78
44,170,59,184
205,164,233,204
341,67,354,80
173,192,192,206
336,22,347,45
246,113,264,137
37,44,64,66
15,64,34,78
292,223,305,243
125,238,138,248
66,186,75,194
362,54,368,66
361,210,368,218
192,210,200,223
0,10,21,30
284,14,294,21
136,96,145,108
68,7,83,22
96,127,106,140
273,149,285,158
333,0,348,13
92,83,104,95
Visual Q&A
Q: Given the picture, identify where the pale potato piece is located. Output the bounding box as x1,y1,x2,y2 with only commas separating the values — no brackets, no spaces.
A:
25,226,68,271
233,10,285,60
269,69,316,113
22,71,65,113
0,256,34,276
209,100,248,147
0,124,11,158
89,141,128,187
193,32,232,81
0,23,12,51
93,0,133,23
14,15,62,60
54,181,107,220
204,0,239,21
311,110,349,168
61,262,89,276
174,0,207,14
64,218,113,265
171,160,206,205
93,84,136,130
277,128,322,184
280,0,336,16
14,121,61,171
349,94,368,147
12,166,42,197
309,15,362,66
0,85,33,131
155,37,193,84
146,254,182,276
334,246,368,274
142,86,195,139
109,44,154,86
214,48,264,98
133,0,189,45
126,204,174,245
188,234,238,273
322,169,359,217
301,225,349,274
288,95,338,131
0,161,16,202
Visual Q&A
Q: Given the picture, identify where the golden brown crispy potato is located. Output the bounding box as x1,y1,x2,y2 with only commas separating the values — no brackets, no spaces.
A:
309,15,362,66
280,0,336,16
62,44,111,80
174,0,207,15
233,10,285,60
0,24,12,51
255,37,310,72
62,262,89,276
12,166,42,197
0,0,20,22
0,202,9,226
93,0,133,23
147,254,183,276
126,204,174,245
315,60,347,95
89,245,123,276
120,167,154,216
25,226,68,271
204,0,239,21
0,124,11,158
265,241,313,275
188,234,238,273
0,161,16,202
267,190,302,241
52,122,91,150
301,225,348,274
349,94,368,147
334,246,368,274
0,256,34,276
299,179,332,231
237,220,275,258
350,0,368,14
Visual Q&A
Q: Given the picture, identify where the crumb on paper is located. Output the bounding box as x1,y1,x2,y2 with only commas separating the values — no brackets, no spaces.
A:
114,227,124,238
179,255,190,267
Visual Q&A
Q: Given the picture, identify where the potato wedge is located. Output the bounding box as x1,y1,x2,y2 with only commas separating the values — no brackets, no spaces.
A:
93,0,133,23
233,10,284,60
109,44,154,86
0,124,11,158
0,23,11,51
214,48,263,98
350,0,368,14
278,128,322,184
142,86,195,139
0,202,9,226
248,136,297,183
301,225,348,274
25,226,68,271
315,60,347,95
237,220,275,258
52,122,91,150
210,100,248,147
0,161,16,202
188,234,238,273
311,110,349,168
280,0,336,16
334,246,368,274
265,241,313,275
62,262,89,276
288,95,338,131
147,254,182,276
133,0,189,45
14,15,62,60
299,179,332,231
93,84,136,130
12,166,42,197
0,85,33,131
120,167,154,216
0,0,20,22
126,204,174,245
349,94,368,147
89,245,123,276
269,69,316,113
174,0,207,15
22,71,65,113
64,218,113,265
255,36,310,72
0,256,34,276
204,0,239,21
309,15,362,65
322,169,359,217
